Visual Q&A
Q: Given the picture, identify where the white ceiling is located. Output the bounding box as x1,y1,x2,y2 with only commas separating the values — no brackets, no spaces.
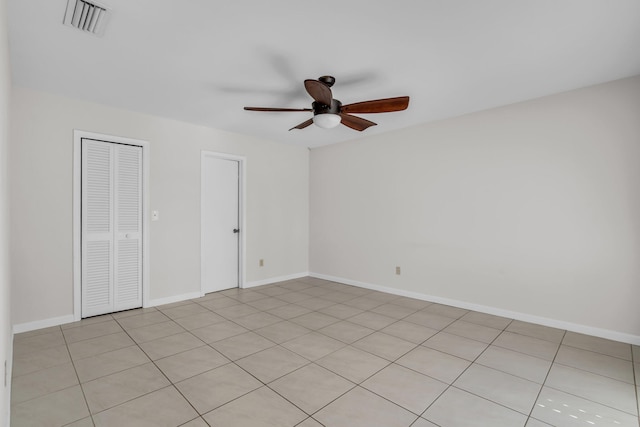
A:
7,0,640,147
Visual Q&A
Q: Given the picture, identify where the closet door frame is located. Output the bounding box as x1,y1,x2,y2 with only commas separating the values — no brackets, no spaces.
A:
73,130,150,321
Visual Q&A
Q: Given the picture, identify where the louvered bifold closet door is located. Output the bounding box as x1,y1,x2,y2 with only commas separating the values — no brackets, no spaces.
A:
114,144,142,310
82,139,142,317
82,140,114,317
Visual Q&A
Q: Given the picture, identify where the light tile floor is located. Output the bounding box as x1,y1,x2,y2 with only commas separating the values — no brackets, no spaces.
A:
11,277,640,427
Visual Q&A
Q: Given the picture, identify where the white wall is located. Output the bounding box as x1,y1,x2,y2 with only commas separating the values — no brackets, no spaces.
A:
310,76,640,342
0,0,11,422
10,87,309,326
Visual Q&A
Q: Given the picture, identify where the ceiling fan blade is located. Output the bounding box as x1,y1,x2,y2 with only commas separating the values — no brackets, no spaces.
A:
289,118,314,131
304,79,333,106
341,96,410,114
244,107,312,112
339,113,377,131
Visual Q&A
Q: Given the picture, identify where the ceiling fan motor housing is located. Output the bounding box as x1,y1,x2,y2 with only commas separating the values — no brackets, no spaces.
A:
313,99,342,116
318,75,336,87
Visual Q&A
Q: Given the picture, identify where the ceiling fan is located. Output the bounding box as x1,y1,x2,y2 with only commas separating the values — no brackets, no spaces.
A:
244,76,410,131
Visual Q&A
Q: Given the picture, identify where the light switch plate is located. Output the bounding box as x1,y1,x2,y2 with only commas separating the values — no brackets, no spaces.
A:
152,210,159,221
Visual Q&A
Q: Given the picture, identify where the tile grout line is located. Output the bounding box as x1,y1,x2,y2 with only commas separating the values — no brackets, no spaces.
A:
539,383,640,418
136,291,328,423
190,347,313,420
415,318,523,424
13,279,638,427
263,365,358,423
104,287,509,424
551,359,637,386
220,287,355,420
110,313,209,422
559,341,636,362
72,314,192,384
190,288,411,423
541,335,640,419
60,324,96,427
11,284,399,425
524,328,566,425
293,306,475,423
254,286,640,425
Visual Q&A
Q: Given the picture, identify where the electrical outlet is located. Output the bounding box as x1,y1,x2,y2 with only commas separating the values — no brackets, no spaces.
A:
259,259,264,267
395,266,401,275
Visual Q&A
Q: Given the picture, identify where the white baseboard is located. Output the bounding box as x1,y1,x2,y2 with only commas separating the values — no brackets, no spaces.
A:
11,276,309,334
13,290,203,334
244,272,310,289
310,272,640,346
12,314,76,334
147,291,203,308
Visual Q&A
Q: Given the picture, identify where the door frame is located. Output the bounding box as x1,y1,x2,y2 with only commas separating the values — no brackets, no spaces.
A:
73,130,150,320
200,151,246,295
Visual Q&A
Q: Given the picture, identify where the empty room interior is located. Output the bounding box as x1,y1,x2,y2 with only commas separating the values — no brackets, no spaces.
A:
1,1,640,426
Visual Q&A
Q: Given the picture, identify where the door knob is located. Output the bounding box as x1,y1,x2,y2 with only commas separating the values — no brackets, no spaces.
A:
233,229,240,233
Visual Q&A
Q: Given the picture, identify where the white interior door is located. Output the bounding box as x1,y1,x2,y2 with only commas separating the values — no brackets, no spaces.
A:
202,155,240,293
82,139,142,317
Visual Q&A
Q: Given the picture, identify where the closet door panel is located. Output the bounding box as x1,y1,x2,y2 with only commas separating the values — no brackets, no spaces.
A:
114,145,142,310
82,141,114,317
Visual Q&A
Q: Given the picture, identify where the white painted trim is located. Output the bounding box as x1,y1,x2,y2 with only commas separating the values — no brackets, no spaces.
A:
73,139,81,321
310,272,640,346
200,151,247,293
15,288,199,332
12,273,302,333
73,130,151,320
147,291,204,308
244,272,310,289
5,331,13,427
12,315,76,334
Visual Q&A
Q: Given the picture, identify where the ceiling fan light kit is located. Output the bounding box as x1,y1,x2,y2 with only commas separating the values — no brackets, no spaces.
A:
312,98,342,129
313,113,341,129
244,76,409,132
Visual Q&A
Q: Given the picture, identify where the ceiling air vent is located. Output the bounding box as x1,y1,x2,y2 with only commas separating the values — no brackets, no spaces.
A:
63,0,110,36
